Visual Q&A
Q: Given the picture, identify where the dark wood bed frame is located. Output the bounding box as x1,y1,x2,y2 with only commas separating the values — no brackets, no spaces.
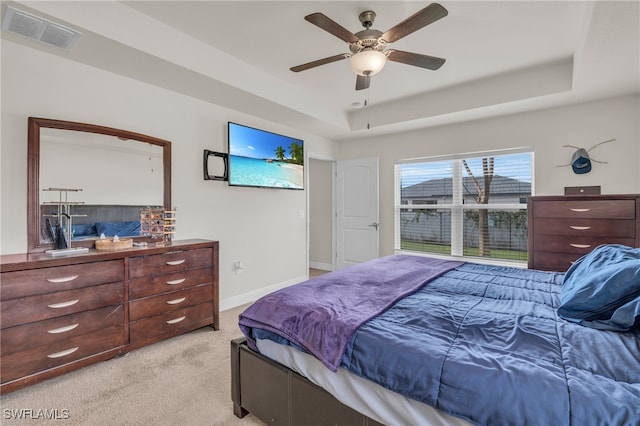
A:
230,337,384,426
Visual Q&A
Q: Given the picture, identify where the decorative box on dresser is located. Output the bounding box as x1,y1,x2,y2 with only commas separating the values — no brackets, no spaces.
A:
528,194,640,271
0,239,218,394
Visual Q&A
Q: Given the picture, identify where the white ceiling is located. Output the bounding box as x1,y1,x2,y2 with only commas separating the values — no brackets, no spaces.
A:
3,1,639,141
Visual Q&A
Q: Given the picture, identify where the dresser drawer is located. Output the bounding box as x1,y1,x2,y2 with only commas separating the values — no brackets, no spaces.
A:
533,218,636,237
130,284,213,321
533,200,636,219
130,302,214,344
1,305,124,356
129,248,213,278
1,324,126,384
1,260,124,300
533,234,635,255
533,252,582,272
0,282,124,328
129,266,213,299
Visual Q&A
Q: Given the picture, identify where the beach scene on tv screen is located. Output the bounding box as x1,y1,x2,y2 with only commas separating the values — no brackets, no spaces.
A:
229,124,304,189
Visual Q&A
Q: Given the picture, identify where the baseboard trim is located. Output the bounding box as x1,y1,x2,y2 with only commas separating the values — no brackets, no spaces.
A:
309,261,332,271
220,274,308,311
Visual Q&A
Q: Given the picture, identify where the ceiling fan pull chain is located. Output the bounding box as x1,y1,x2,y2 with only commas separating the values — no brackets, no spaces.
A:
366,88,371,130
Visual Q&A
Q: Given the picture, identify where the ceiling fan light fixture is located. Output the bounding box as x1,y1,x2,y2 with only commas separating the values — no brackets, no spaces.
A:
349,50,386,76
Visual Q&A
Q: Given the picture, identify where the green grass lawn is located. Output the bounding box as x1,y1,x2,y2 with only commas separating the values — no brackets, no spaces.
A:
401,240,528,261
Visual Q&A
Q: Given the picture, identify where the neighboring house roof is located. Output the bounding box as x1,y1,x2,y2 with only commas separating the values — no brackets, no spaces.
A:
402,176,531,199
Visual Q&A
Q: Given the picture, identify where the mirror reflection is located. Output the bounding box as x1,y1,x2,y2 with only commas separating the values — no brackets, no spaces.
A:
28,117,171,253
39,129,164,244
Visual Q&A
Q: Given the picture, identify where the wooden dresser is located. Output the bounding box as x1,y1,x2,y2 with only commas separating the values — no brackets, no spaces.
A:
528,195,640,271
0,239,218,394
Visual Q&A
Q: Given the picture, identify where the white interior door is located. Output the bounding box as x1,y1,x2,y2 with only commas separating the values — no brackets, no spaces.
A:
336,157,379,269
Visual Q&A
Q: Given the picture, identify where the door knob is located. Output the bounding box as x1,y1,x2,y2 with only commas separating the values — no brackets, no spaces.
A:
368,222,379,230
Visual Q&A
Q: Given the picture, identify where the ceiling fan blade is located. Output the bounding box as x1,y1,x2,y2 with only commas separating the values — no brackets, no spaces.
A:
305,13,359,43
355,74,370,91
381,3,448,44
290,53,348,72
386,50,446,70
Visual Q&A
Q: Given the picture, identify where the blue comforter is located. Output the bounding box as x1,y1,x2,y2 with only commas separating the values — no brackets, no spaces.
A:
240,256,640,425
240,255,463,371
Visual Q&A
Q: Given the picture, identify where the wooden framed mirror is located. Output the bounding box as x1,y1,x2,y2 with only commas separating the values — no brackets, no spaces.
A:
27,117,171,253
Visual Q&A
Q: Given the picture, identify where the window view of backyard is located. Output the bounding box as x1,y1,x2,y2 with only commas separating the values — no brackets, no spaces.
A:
397,152,532,262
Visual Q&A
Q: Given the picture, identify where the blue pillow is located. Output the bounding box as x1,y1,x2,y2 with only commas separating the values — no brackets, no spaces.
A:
95,221,141,237
558,244,640,331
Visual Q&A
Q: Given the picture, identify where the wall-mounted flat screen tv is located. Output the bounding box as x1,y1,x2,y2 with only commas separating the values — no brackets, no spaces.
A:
227,122,304,190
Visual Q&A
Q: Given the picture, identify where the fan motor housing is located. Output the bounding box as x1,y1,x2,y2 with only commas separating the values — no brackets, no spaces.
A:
351,29,385,53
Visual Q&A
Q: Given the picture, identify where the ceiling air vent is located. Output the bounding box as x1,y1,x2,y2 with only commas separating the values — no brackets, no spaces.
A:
1,6,81,51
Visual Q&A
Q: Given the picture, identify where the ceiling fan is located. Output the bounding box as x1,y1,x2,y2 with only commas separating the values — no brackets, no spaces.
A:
290,3,448,91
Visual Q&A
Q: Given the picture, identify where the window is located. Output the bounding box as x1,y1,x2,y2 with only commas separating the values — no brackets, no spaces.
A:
395,150,532,262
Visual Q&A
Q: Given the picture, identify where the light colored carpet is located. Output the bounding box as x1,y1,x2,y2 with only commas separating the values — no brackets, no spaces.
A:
0,304,265,426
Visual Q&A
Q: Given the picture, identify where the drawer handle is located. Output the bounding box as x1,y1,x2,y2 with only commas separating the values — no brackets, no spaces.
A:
569,225,592,231
166,259,185,266
166,316,186,324
166,278,186,285
47,323,79,334
46,275,79,283
47,347,79,358
166,297,186,305
48,299,80,309
570,243,592,249
569,208,591,212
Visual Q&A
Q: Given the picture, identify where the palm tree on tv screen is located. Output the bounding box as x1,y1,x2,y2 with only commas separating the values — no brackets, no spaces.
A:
288,142,303,165
274,146,285,161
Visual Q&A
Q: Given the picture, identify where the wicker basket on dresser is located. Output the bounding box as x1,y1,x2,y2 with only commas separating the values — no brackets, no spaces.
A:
527,195,640,271
0,239,218,394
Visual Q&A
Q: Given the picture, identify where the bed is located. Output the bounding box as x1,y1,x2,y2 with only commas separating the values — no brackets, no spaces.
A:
231,245,640,425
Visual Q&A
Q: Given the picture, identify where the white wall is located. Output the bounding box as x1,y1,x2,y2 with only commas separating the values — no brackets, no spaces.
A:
339,94,640,256
308,158,333,270
1,39,339,307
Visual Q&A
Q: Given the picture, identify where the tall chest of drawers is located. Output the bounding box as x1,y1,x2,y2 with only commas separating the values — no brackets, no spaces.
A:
0,239,218,394
527,195,640,271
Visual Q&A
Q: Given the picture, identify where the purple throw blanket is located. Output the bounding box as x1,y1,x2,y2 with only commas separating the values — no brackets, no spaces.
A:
239,255,463,372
